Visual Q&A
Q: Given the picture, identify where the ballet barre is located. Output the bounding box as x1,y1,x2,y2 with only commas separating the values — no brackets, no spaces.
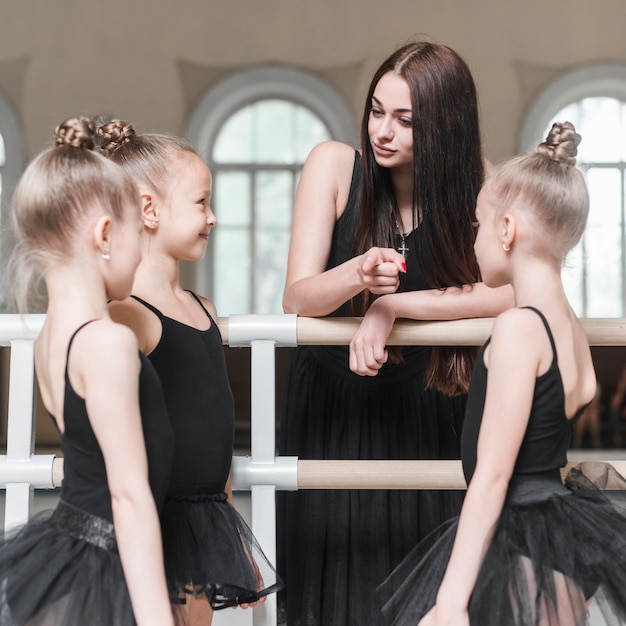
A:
217,315,626,346
3,312,626,626
40,457,626,490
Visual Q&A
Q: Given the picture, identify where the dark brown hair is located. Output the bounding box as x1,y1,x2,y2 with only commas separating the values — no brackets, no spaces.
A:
353,42,484,395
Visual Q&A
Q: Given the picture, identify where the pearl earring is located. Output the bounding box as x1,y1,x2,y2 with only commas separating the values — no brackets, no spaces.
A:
150,221,157,229
102,250,110,261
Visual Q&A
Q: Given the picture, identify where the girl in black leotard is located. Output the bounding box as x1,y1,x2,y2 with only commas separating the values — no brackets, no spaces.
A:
1,117,175,626
99,120,282,625
379,124,626,625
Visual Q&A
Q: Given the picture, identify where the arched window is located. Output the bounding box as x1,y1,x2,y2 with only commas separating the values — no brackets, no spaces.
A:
519,63,626,317
0,91,24,311
187,66,356,314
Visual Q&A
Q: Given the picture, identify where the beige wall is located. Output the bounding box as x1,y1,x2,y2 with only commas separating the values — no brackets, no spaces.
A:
2,1,626,449
0,0,625,164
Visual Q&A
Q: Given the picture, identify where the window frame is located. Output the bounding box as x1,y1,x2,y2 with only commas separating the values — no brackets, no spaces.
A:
186,65,356,308
518,62,626,317
519,62,626,152
0,91,24,311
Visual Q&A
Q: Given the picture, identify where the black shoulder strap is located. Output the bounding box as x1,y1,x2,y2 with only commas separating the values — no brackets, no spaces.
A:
522,306,558,363
130,294,164,320
65,319,100,375
186,290,214,323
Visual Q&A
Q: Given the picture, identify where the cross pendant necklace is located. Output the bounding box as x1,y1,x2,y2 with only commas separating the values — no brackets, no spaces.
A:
396,221,409,257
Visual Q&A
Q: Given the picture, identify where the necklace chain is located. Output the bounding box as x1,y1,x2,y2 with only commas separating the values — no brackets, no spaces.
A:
396,220,409,257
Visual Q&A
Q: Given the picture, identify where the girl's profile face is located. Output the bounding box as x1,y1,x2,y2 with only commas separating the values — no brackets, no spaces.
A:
160,153,215,262
368,72,413,171
473,187,508,288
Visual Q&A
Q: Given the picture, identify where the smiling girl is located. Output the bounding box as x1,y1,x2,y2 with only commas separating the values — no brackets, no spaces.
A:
99,121,282,625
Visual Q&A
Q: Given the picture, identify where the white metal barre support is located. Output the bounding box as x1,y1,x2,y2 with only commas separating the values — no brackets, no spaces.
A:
6,339,37,530
229,314,297,626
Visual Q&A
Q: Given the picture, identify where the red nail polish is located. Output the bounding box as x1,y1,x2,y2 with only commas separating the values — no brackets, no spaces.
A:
401,262,407,273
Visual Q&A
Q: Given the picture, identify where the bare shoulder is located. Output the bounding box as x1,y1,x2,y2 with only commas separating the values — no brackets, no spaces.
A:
308,140,356,164
67,319,140,393
303,141,358,182
297,141,358,221
195,293,218,319
108,296,160,353
491,307,540,338
79,318,139,357
489,307,548,357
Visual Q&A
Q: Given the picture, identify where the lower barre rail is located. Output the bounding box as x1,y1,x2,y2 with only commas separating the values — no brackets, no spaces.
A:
218,457,626,491
39,456,626,490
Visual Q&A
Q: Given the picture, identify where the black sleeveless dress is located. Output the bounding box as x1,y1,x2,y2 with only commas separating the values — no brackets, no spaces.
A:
131,293,282,609
278,152,467,625
0,320,175,626
379,307,626,625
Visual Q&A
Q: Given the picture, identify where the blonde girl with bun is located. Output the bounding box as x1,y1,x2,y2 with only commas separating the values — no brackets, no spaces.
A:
380,122,626,625
0,117,175,626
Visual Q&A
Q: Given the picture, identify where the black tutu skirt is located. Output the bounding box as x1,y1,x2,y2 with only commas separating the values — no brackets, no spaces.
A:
379,462,626,626
0,500,141,626
161,490,283,609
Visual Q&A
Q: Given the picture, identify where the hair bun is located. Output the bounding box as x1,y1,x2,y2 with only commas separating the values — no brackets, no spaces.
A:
97,119,136,157
537,121,581,166
54,117,96,150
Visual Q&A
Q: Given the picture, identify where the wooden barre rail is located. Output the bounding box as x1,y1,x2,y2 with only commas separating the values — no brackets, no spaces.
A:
298,460,626,489
2,315,625,347
49,458,626,490
216,317,626,346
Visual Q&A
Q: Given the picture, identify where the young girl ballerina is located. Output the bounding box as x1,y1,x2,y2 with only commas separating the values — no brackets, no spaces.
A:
379,121,626,625
98,119,282,624
0,117,175,626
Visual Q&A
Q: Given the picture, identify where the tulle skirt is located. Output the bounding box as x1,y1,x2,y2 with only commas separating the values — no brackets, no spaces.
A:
278,345,467,626
379,462,626,626
0,500,139,626
161,490,283,609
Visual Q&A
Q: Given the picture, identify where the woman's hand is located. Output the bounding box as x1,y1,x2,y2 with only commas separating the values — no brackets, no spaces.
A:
357,247,406,294
349,296,396,376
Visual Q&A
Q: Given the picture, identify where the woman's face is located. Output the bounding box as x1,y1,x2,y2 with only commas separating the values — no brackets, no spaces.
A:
368,72,414,170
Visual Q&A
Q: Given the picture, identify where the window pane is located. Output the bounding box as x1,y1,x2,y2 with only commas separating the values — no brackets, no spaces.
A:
214,172,251,226
547,103,580,133
209,95,334,313
550,97,626,318
296,106,331,161
623,102,626,161
579,98,623,163
255,228,290,314
255,100,295,163
214,229,250,315
587,168,621,227
585,224,622,317
213,107,253,163
256,171,293,228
